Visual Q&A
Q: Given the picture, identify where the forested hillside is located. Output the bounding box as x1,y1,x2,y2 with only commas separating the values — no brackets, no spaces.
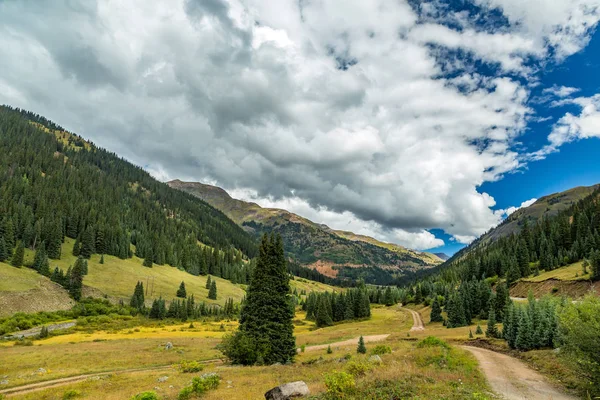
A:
0,106,257,284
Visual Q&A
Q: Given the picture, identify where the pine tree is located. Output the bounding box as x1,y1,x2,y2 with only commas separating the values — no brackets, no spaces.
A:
69,258,84,300
208,280,217,300
225,234,295,365
383,287,394,306
72,236,81,257
475,324,483,335
315,295,333,327
11,240,24,267
430,297,443,322
590,250,600,282
486,308,499,338
177,281,187,298
80,227,95,259
447,294,467,328
32,241,47,271
149,299,161,319
99,254,104,264
469,329,474,339
515,311,534,351
143,251,153,268
39,326,49,339
357,335,366,354
205,275,212,289
327,344,332,354
130,281,145,312
0,237,7,262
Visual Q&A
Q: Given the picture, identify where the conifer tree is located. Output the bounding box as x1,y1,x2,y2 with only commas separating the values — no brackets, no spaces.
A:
222,234,295,365
80,227,95,259
39,256,50,277
486,308,499,338
515,311,534,350
11,240,24,267
475,324,483,335
100,254,104,264
383,287,394,306
205,275,212,289
316,295,333,327
130,281,145,312
446,294,467,328
430,297,443,322
469,329,474,339
69,258,84,300
177,281,187,298
208,280,217,300
143,251,153,267
32,241,47,271
590,250,600,281
0,237,7,262
72,237,81,257
357,335,366,354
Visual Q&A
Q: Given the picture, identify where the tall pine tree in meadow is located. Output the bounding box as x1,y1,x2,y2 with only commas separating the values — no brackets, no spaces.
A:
130,281,145,312
208,280,217,300
221,234,295,365
206,275,212,289
69,258,84,300
33,241,47,271
11,240,24,267
0,237,8,262
430,297,443,322
177,281,187,298
316,295,333,327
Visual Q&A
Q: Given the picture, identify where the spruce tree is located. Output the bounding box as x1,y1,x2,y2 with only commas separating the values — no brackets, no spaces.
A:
69,258,84,300
208,280,217,300
143,252,153,267
177,281,187,298
32,241,47,271
316,295,333,327
357,335,366,354
80,227,95,259
99,254,104,264
475,324,483,335
590,250,600,281
0,237,7,262
515,311,534,351
11,240,24,267
430,297,443,322
224,234,295,365
383,287,394,306
72,237,81,257
130,281,145,312
486,308,499,338
205,275,212,289
447,294,467,328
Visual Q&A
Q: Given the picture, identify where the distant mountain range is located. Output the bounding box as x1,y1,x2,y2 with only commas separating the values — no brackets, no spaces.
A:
168,180,442,283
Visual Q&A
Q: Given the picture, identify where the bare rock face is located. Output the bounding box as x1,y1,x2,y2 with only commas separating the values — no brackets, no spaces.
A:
265,381,309,400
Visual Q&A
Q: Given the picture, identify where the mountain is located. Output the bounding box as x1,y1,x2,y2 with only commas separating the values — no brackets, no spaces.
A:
168,180,442,284
0,105,256,287
433,253,450,261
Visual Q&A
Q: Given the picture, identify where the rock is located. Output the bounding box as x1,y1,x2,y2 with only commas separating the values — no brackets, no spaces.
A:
265,381,310,400
37,368,47,373
165,342,173,350
158,376,169,382
272,362,282,366
368,355,382,364
0,380,9,385
169,385,174,389
154,386,161,391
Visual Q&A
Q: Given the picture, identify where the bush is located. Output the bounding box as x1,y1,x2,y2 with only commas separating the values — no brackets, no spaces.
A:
178,373,220,400
62,390,81,400
346,360,373,377
324,371,355,398
370,345,391,355
217,331,260,365
130,391,159,400
179,360,204,373
416,336,450,350
14,339,34,346
326,345,332,354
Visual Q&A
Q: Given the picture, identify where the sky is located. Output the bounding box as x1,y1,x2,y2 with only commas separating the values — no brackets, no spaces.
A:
1,0,600,256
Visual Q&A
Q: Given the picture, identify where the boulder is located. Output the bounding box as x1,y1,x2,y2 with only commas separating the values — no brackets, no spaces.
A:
368,355,382,364
157,376,169,382
165,342,173,350
265,381,309,399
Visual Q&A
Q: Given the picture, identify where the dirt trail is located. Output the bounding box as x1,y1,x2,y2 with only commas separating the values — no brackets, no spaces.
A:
4,321,76,339
462,346,577,400
0,360,222,397
405,308,425,331
301,334,390,352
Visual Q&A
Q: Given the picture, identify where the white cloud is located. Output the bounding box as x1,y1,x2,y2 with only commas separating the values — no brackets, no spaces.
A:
543,85,580,98
495,197,538,217
0,0,597,250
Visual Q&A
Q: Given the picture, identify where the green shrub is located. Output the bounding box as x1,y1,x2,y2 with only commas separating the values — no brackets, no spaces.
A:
370,345,391,355
324,371,355,398
301,344,306,353
62,390,82,399
130,391,159,400
346,360,373,377
179,360,204,373
178,373,220,400
14,339,34,346
416,336,450,350
326,345,332,354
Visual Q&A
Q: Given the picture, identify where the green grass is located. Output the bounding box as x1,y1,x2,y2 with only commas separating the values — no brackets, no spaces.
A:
0,263,44,292
522,261,590,282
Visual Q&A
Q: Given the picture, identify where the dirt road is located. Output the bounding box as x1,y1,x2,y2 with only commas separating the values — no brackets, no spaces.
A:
406,308,425,331
301,334,390,352
3,321,76,339
462,346,577,400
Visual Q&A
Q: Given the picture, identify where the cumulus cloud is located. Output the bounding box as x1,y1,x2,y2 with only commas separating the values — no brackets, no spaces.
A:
495,198,538,218
0,0,598,250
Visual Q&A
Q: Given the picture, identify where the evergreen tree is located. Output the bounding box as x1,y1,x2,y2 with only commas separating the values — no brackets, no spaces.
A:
99,254,104,264
515,311,534,351
205,275,212,289
72,236,81,257
143,251,153,267
222,234,295,365
486,308,499,338
74,257,88,276
80,227,95,259
130,281,145,312
315,295,333,327
430,297,443,322
208,280,217,300
0,237,7,262
446,294,467,328
177,281,187,298
469,329,474,339
11,240,24,267
590,250,600,281
357,336,366,354
69,258,84,300
32,241,47,271
475,324,483,335
383,287,394,306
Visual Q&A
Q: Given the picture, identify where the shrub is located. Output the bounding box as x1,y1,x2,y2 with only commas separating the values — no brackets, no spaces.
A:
14,339,34,346
346,360,373,377
301,344,306,353
62,390,82,399
370,345,391,355
357,336,366,354
326,345,332,354
179,360,204,373
178,373,220,400
324,371,355,398
130,391,159,400
217,331,260,365
416,336,450,350
39,326,50,339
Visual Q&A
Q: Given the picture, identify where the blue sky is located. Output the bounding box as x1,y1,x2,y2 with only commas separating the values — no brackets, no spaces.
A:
1,0,600,256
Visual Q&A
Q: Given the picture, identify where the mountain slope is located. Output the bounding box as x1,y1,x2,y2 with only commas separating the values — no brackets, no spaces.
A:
0,105,256,285
168,180,442,280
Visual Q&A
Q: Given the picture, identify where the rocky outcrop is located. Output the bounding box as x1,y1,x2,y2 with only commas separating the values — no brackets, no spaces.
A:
265,381,309,399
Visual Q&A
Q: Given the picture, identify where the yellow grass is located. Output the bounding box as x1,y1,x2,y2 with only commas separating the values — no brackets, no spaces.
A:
0,263,43,292
522,261,590,282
